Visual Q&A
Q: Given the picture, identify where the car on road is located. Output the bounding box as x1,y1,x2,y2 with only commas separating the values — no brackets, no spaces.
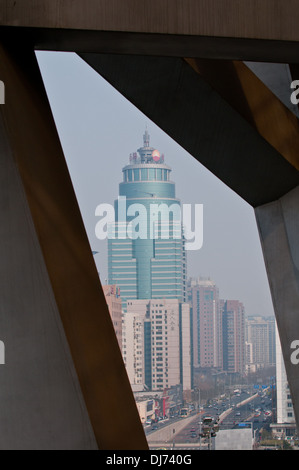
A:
202,416,214,424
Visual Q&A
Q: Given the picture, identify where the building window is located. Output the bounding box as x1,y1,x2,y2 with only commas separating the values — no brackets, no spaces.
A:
148,168,155,180
141,168,148,180
133,169,140,181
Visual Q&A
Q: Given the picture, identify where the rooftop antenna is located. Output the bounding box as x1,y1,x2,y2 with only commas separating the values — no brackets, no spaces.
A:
143,125,150,147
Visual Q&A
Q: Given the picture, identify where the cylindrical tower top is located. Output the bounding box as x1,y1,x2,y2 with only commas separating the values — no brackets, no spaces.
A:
120,131,175,198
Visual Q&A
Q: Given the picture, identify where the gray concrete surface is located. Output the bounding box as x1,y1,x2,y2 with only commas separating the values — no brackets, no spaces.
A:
255,186,299,430
0,102,98,450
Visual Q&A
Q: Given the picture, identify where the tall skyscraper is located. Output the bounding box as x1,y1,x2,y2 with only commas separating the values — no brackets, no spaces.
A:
108,131,191,393
108,130,187,309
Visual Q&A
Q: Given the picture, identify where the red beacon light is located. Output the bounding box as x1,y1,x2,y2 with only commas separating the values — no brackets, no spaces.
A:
152,149,160,162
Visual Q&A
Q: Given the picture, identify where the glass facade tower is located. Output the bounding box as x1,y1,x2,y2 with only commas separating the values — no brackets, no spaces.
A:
108,130,187,309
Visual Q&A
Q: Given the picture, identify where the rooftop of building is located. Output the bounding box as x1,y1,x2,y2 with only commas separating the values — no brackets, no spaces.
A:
127,129,167,166
188,276,217,287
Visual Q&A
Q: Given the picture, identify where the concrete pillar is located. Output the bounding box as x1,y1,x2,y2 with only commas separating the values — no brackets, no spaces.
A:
0,41,147,449
255,186,299,427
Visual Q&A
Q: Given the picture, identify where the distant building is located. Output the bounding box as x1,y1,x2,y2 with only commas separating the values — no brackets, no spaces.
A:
103,284,122,350
122,298,192,393
222,300,245,375
188,277,222,369
135,398,157,424
122,302,146,388
245,316,276,372
133,385,182,420
245,341,255,374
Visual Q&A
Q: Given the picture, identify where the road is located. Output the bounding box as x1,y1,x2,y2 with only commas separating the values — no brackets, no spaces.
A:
146,388,274,449
219,390,273,435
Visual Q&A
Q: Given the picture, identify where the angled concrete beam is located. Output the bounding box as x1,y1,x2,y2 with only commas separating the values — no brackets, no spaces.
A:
2,1,299,62
2,0,299,42
80,53,299,207
1,26,299,64
185,58,299,170
0,41,147,449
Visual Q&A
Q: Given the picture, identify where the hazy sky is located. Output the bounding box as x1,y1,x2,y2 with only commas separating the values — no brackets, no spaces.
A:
36,51,275,318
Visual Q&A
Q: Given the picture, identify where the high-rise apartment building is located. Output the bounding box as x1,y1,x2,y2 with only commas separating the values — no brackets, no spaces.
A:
121,301,146,389
108,130,187,308
122,298,192,392
188,277,222,369
245,315,276,371
222,300,245,375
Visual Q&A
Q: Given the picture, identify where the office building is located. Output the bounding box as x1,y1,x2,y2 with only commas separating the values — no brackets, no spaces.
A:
108,131,192,394
108,130,187,309
108,130,192,391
